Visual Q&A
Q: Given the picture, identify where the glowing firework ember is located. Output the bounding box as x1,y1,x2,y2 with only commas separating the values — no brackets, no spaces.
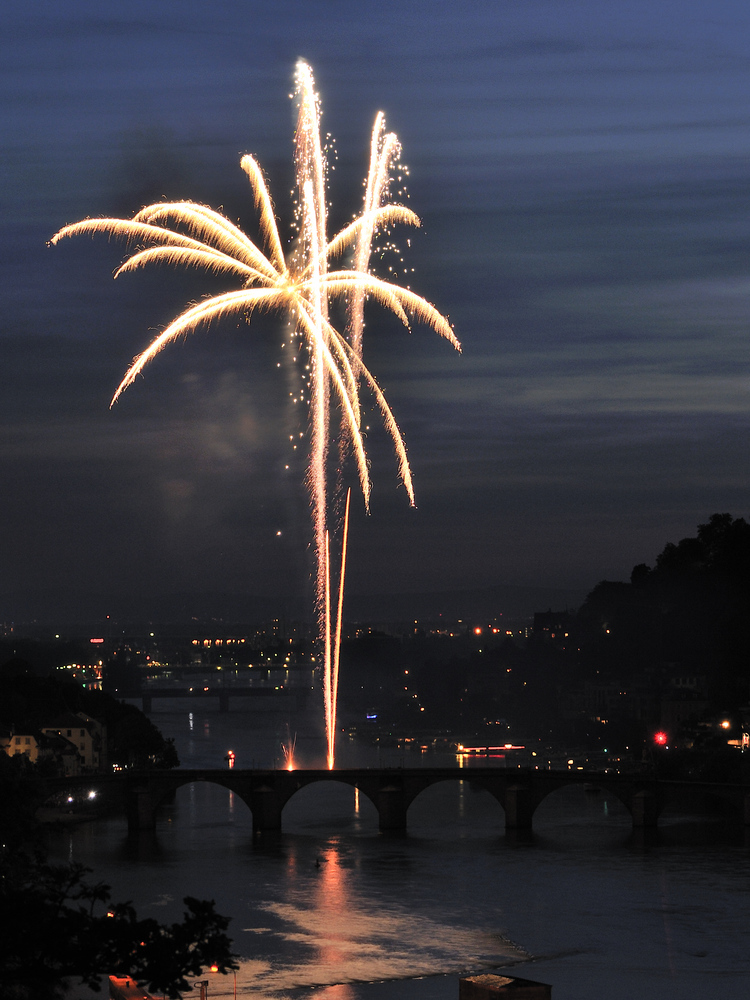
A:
281,726,297,771
50,61,459,769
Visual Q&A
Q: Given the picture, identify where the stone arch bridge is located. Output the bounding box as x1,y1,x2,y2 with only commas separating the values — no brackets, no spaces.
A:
50,767,750,835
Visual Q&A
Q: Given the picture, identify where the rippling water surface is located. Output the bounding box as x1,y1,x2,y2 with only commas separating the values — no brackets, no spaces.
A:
49,705,750,1000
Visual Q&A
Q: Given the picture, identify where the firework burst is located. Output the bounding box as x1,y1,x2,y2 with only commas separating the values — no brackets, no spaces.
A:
50,61,459,769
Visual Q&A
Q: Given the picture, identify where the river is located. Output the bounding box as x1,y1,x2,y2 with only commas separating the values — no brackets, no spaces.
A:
49,702,750,1000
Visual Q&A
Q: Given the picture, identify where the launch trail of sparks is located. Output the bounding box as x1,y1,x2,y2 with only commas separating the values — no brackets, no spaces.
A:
281,724,297,772
50,61,460,770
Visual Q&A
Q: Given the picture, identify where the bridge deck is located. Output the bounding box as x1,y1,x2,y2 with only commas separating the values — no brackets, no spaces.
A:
40,766,750,835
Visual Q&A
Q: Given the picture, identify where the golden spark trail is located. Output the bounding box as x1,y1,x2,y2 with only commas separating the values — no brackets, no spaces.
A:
329,488,351,770
351,113,403,362
49,61,460,769
324,528,332,762
294,67,332,713
331,113,404,766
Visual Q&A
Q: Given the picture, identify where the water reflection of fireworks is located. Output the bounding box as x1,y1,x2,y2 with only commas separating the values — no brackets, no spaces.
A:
50,62,458,769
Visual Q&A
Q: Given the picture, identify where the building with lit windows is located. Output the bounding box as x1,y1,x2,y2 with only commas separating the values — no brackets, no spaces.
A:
42,712,103,770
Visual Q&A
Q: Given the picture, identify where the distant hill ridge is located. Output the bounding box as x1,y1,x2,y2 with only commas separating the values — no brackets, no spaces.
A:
344,584,585,623
2,583,586,633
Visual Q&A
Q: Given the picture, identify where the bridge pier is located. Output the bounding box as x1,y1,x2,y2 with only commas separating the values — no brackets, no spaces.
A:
126,786,159,832
503,784,534,831
630,789,659,828
377,784,407,833
81,766,745,841
250,785,283,834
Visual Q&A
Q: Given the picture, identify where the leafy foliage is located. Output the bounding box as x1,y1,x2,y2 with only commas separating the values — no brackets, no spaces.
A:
0,849,237,999
0,752,50,851
0,667,223,997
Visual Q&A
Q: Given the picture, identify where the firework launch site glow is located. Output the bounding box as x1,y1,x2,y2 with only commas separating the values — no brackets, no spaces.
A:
50,61,459,769
282,725,297,771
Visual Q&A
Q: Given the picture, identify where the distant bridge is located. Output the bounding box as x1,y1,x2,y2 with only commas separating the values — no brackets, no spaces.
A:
45,767,750,835
138,687,302,713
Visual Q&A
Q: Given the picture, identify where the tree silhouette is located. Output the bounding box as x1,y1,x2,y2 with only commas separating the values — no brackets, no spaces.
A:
0,851,237,999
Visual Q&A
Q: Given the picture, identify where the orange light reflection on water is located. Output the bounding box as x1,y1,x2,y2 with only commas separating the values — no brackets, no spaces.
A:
281,840,356,981
315,984,356,1000
315,846,350,970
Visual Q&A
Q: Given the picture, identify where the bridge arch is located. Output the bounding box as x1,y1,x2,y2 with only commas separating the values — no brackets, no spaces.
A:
534,778,632,816
124,771,259,832
281,778,379,833
62,766,743,838
406,777,505,835
657,783,743,826
163,774,256,829
531,781,632,839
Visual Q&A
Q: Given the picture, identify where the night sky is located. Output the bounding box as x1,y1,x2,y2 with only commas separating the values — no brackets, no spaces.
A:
4,1,750,627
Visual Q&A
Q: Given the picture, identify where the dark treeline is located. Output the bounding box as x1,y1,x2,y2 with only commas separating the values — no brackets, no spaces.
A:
339,514,750,757
0,673,234,999
0,664,179,771
577,512,750,706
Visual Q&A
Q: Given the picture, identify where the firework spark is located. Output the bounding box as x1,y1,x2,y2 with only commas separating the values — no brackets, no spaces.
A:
281,725,297,771
50,61,459,769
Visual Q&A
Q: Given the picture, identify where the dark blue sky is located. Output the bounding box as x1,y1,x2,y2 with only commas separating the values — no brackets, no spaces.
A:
4,1,750,625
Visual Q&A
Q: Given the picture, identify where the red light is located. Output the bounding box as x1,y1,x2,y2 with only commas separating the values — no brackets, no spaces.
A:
89,638,105,644
654,731,668,745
